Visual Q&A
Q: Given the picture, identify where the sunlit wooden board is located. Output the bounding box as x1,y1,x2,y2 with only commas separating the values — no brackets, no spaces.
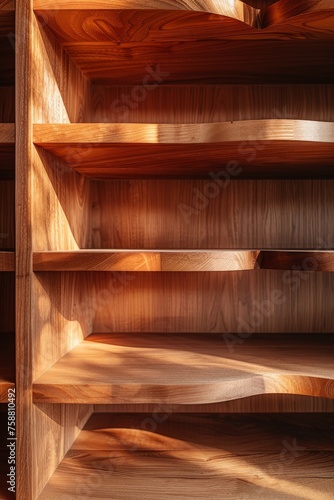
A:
33,333,334,404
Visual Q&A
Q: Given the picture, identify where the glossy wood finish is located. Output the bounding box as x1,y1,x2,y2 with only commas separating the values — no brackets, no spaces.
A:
33,332,334,404
16,0,334,498
33,250,334,272
34,5,334,84
34,0,260,23
33,122,334,179
39,413,334,499
33,250,260,271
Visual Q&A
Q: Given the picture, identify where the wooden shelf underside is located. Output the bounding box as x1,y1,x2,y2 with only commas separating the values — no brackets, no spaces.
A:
34,122,334,178
0,333,15,403
39,412,334,500
33,251,334,272
33,5,334,84
33,333,334,404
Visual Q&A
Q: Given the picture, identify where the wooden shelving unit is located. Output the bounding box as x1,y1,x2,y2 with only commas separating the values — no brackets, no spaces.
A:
11,0,334,498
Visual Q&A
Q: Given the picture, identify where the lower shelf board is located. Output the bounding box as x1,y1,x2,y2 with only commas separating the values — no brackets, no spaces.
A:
33,333,334,404
38,413,334,500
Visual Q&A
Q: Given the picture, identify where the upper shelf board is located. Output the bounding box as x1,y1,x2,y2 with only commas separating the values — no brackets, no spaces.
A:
33,5,334,84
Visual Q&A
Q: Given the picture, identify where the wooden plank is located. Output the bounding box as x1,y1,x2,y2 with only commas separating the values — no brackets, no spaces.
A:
33,250,260,271
0,123,14,144
33,122,334,144
0,181,14,249
16,4,93,500
33,122,334,179
33,333,334,403
39,413,334,499
94,395,334,413
258,251,334,271
0,0,14,9
0,251,15,270
34,40,334,84
34,0,258,24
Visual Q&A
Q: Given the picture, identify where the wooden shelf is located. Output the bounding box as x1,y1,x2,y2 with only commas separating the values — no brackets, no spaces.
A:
0,333,15,403
38,412,334,499
0,251,14,271
33,250,334,272
34,122,334,178
33,333,334,404
0,410,14,500
33,250,260,271
33,4,334,84
0,123,14,144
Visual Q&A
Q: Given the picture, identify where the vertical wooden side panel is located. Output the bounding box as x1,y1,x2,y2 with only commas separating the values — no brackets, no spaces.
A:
17,3,93,498
16,0,33,495
32,12,90,124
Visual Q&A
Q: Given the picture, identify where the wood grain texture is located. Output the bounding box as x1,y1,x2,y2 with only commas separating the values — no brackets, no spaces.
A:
0,333,14,402
258,252,334,272
32,8,90,124
34,121,334,144
33,122,334,179
17,5,93,500
0,251,15,270
0,123,14,143
32,178,334,251
33,250,260,271
87,84,334,123
263,0,334,27
39,413,334,500
88,180,334,250
33,332,334,404
84,271,334,333
95,395,334,413
33,40,334,84
34,1,260,24
0,0,14,9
